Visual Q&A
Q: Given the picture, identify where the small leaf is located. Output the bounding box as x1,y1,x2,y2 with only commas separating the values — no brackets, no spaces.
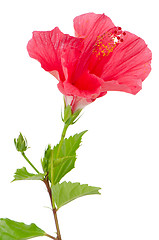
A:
50,131,87,184
0,218,46,240
52,181,101,209
12,167,45,182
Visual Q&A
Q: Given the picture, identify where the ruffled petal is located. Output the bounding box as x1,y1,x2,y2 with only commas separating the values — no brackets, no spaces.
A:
27,27,65,81
60,36,84,82
101,76,142,95
73,12,115,38
100,31,152,86
27,28,85,84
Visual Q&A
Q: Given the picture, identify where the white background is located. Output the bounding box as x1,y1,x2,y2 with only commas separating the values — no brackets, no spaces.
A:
0,0,158,240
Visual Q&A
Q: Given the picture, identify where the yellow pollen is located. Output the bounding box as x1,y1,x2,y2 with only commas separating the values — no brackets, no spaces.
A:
92,31,119,58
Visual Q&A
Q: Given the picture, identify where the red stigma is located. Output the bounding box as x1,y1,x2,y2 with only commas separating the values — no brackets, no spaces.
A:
120,38,123,42
118,27,122,30
123,32,126,36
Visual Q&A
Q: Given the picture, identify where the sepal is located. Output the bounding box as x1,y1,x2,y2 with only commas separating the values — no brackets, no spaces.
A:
63,105,72,123
62,103,82,125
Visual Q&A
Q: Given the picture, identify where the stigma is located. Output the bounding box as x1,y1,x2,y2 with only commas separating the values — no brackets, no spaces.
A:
92,27,126,58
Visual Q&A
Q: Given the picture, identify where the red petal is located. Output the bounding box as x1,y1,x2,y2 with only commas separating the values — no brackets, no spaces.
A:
101,76,142,95
27,27,84,84
73,12,115,38
100,31,152,92
27,27,65,81
58,71,103,99
60,36,84,82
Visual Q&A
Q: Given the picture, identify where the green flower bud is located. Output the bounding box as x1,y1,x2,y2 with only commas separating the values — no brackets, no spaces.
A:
41,144,52,173
14,133,28,152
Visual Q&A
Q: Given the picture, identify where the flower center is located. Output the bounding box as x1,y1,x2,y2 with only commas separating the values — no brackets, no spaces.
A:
92,27,126,59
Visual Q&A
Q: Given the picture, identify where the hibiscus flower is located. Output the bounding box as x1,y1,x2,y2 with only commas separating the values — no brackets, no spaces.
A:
27,12,152,112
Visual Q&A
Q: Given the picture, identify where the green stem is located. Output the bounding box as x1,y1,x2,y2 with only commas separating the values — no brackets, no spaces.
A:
50,150,55,209
21,152,40,174
51,150,54,187
56,123,69,158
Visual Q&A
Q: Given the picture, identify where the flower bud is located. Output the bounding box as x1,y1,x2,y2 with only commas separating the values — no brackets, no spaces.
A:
14,133,28,152
41,144,52,173
64,95,91,113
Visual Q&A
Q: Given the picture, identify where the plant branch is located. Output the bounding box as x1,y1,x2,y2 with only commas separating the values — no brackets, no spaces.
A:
53,208,61,240
43,177,62,240
43,177,52,203
45,233,57,240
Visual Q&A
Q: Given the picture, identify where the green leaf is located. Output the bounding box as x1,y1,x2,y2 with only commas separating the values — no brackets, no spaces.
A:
52,181,101,209
50,131,87,184
12,167,45,182
53,156,75,167
0,218,46,240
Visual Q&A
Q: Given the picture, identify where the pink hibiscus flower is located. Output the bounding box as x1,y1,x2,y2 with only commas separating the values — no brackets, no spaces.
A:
27,13,152,112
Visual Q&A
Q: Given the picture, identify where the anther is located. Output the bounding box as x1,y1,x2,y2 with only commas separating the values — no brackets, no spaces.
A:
118,27,122,30
123,32,126,36
120,38,124,42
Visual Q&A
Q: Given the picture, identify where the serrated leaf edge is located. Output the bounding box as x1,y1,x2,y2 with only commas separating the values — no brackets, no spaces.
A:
52,181,101,209
53,131,87,184
11,167,45,182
